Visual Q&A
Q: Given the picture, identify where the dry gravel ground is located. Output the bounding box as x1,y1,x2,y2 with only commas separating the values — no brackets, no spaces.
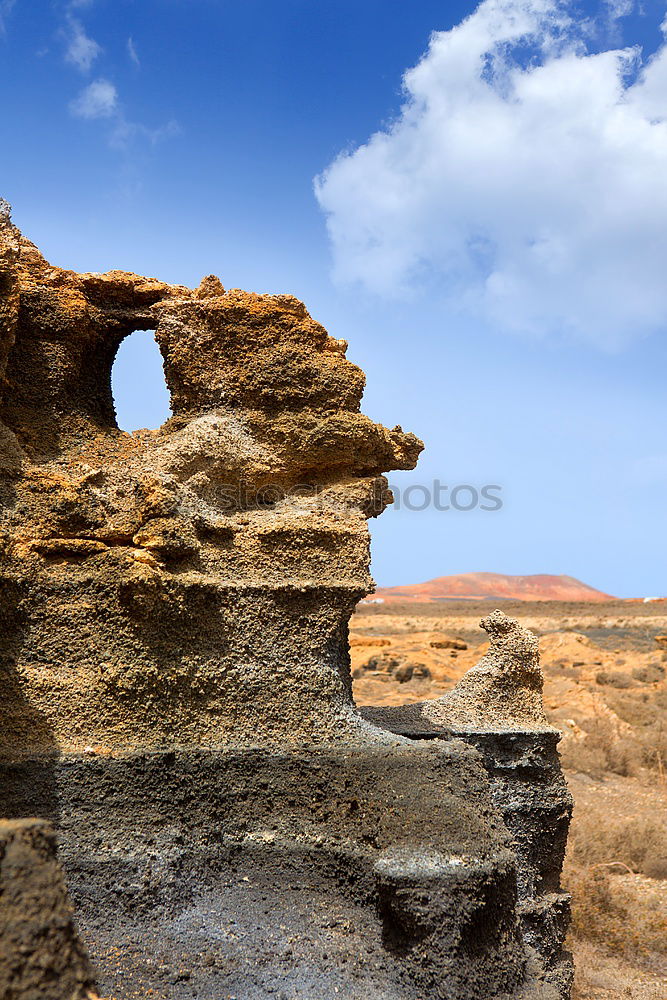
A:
351,601,667,1000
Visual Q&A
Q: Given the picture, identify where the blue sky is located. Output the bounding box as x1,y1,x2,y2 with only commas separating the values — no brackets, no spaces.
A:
2,0,666,596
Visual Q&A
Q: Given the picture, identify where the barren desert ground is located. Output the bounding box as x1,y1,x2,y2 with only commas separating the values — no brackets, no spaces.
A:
351,600,667,1000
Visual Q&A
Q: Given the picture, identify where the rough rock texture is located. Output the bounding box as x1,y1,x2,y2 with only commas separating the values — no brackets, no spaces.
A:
0,212,571,999
0,818,97,1000
364,610,550,733
0,216,423,756
362,613,574,997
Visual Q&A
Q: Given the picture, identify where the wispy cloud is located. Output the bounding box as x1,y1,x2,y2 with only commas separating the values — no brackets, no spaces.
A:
604,0,634,20
64,15,101,72
60,2,178,154
70,78,117,119
0,0,16,36
127,36,139,67
69,78,180,151
109,116,180,150
316,0,667,349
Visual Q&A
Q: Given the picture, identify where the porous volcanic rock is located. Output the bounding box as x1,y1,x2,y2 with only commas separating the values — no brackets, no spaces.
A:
362,613,573,997
0,211,571,999
0,215,422,755
0,818,97,1000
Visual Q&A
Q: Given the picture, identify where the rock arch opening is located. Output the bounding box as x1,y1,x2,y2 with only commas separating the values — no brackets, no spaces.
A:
111,329,171,432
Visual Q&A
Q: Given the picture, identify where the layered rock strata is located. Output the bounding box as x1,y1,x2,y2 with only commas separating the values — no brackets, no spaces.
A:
362,612,574,997
0,212,571,999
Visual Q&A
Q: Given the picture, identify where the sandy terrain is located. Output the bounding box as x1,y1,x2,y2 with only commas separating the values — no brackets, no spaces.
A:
351,600,667,1000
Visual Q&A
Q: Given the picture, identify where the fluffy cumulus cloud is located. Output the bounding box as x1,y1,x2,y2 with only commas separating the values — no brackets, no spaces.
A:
315,0,667,347
69,78,118,119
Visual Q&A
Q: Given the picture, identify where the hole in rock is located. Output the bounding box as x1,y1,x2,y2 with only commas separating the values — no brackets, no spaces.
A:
111,330,171,432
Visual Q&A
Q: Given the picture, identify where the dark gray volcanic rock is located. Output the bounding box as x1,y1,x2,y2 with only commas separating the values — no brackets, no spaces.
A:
362,613,574,998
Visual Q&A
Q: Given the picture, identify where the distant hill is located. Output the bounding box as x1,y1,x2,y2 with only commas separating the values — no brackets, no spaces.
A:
363,572,614,604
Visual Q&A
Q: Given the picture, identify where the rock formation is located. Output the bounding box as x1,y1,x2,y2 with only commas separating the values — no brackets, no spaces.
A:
0,209,572,999
363,613,573,995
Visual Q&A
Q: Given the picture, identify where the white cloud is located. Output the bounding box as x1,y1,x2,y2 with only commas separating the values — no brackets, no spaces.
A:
69,79,179,150
109,117,180,150
69,78,118,119
64,15,101,72
60,7,177,153
127,36,140,66
0,0,16,35
604,0,634,19
315,0,667,348
146,119,181,143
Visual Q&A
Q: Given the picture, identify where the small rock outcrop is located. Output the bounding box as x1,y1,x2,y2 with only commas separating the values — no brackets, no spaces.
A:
363,613,573,997
0,212,571,999
366,610,549,733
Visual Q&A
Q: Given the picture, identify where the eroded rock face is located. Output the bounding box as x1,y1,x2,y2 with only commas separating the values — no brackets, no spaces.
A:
0,214,571,999
363,613,574,997
0,216,421,754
